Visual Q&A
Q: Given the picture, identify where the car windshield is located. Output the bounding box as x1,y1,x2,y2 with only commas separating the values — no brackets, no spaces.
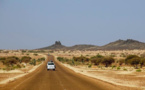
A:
48,62,54,65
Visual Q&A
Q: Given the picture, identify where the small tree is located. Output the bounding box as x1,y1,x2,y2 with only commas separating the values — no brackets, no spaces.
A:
140,58,145,68
30,59,36,66
73,56,89,63
91,58,103,65
91,54,104,59
101,57,115,67
21,56,31,63
57,57,64,62
3,56,19,66
0,57,6,64
129,57,140,69
125,55,139,65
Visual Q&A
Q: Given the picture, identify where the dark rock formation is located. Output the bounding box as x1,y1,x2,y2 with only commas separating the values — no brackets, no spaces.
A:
39,39,145,50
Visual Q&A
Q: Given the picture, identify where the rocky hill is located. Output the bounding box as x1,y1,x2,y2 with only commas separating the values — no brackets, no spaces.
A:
100,39,145,50
69,44,97,50
39,41,67,50
39,39,145,50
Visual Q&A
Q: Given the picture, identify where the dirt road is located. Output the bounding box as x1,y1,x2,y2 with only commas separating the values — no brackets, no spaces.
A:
0,55,138,90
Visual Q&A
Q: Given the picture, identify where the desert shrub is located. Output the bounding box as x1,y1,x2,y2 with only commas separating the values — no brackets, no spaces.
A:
3,56,19,66
90,54,104,65
22,50,27,53
120,53,126,57
91,58,101,65
16,64,21,68
57,57,64,62
37,57,45,62
40,57,45,61
112,65,116,69
123,68,127,71
117,67,121,70
3,68,6,70
126,55,141,69
21,56,31,63
30,59,36,66
0,57,6,63
125,55,139,64
67,59,75,66
91,54,104,59
86,55,89,56
136,69,141,72
73,56,89,63
74,61,81,66
33,53,38,56
140,58,145,68
125,55,141,69
0,57,6,61
101,57,115,67
71,59,75,66
12,64,21,69
110,54,116,57
130,58,140,69
88,64,92,68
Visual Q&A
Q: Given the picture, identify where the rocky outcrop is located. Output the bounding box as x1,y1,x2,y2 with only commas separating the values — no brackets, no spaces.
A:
39,39,145,50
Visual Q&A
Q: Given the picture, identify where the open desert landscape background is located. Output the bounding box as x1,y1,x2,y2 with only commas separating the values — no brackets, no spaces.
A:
1,0,145,90
1,40,145,89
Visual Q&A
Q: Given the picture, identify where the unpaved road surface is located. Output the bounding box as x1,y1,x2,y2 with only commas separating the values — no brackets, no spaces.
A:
0,55,138,90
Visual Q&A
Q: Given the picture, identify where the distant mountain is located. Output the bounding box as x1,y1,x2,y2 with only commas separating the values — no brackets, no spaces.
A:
100,39,145,50
39,39,145,50
68,44,97,50
40,41,67,50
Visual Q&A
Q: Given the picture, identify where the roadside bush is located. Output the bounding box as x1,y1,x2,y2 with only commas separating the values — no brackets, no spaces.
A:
101,57,115,67
125,55,141,69
88,64,92,68
57,57,64,62
73,56,89,64
91,54,104,59
117,67,121,70
12,64,21,69
3,56,19,66
112,65,116,69
33,53,38,56
123,68,128,71
30,59,36,66
0,57,6,61
136,69,142,72
125,55,139,64
140,58,145,68
90,54,104,65
37,57,45,62
21,56,31,63
91,58,102,65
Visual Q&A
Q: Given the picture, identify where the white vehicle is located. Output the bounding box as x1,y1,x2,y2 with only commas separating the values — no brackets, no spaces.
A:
47,61,56,71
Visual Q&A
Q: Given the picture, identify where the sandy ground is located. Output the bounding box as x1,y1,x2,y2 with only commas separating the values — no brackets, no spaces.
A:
0,62,43,84
0,53,47,85
54,56,145,90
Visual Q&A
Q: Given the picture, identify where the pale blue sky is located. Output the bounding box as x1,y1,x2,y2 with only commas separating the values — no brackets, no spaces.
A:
0,0,145,49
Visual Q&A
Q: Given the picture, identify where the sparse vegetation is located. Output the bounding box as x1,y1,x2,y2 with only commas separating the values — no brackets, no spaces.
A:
21,56,31,63
136,69,142,72
33,53,38,56
57,52,145,71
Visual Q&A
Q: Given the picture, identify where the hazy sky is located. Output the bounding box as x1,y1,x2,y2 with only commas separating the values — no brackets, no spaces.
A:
0,0,145,49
